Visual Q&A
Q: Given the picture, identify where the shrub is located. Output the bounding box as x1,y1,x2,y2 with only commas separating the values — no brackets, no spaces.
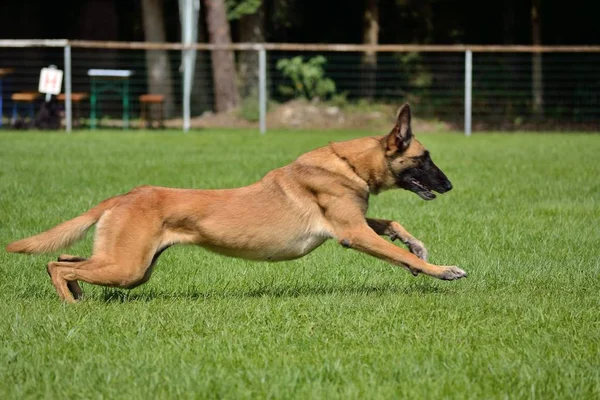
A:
276,55,336,101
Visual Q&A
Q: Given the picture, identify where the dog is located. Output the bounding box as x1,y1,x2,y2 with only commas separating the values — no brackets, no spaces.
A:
34,99,62,130
6,103,466,303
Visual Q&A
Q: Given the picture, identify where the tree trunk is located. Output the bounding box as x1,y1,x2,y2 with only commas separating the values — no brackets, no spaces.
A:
141,0,176,118
79,0,119,69
531,0,544,117
502,0,516,45
360,0,379,99
204,0,240,113
191,10,212,116
503,0,517,120
238,3,265,100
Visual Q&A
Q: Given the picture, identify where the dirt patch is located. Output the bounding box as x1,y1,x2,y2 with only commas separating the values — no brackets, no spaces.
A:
164,99,453,132
164,111,255,130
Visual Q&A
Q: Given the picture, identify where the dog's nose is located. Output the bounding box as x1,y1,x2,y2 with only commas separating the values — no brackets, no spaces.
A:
443,181,453,192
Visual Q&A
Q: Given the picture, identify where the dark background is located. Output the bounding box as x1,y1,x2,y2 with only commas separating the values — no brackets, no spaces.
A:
0,0,598,130
0,0,596,45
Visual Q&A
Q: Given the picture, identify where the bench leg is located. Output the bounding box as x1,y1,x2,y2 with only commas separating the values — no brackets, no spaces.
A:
0,79,3,128
148,104,153,129
148,104,156,129
159,103,164,129
75,102,81,128
11,102,17,125
123,80,129,130
90,80,97,129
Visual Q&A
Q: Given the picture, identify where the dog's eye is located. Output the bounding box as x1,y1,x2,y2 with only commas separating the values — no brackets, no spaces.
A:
414,151,430,162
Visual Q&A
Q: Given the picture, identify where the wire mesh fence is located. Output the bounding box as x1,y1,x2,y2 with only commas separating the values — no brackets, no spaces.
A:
0,41,599,132
268,51,466,124
471,52,600,130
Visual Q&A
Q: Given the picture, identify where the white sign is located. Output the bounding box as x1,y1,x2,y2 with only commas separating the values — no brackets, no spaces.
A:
38,67,63,95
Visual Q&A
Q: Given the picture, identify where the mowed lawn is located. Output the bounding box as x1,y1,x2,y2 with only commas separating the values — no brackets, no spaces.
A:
0,129,599,399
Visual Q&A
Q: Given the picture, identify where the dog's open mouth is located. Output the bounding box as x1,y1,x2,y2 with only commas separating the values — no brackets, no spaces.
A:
411,179,436,200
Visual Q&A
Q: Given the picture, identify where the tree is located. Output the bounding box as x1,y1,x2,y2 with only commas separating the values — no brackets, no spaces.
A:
361,0,379,99
531,0,543,117
191,8,212,116
502,0,518,118
204,0,240,113
141,0,176,117
233,0,265,100
502,0,516,45
79,0,119,69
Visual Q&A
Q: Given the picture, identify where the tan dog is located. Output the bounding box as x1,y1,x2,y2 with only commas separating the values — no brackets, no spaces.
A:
6,104,466,302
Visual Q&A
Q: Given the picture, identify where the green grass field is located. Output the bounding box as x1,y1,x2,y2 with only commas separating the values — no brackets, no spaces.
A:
1,129,599,399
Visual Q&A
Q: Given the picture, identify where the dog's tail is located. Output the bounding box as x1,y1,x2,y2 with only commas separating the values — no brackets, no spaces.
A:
6,197,119,254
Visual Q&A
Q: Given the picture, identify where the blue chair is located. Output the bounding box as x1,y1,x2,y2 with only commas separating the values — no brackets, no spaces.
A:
11,92,40,125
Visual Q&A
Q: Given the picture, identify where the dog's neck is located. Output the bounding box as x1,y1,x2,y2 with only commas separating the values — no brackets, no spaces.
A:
328,138,387,194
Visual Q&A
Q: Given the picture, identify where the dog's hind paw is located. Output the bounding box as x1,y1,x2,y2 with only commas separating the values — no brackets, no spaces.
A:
438,266,467,280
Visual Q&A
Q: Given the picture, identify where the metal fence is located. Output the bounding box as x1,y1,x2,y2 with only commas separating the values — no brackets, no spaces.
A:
1,40,599,133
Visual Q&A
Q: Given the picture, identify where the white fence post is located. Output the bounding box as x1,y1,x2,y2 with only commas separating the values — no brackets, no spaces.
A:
258,46,267,134
180,0,199,133
64,44,72,133
182,47,192,133
464,49,472,136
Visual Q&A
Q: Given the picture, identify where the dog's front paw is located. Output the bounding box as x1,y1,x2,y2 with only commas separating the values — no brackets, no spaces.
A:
438,266,467,281
408,240,428,261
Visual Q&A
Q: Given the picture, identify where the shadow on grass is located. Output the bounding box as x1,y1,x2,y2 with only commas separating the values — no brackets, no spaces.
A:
99,281,447,303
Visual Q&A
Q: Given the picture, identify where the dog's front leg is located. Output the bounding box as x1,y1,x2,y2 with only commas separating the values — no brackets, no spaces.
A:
336,223,466,280
366,218,428,261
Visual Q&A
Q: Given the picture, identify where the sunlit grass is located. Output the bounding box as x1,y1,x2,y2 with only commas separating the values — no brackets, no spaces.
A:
1,129,599,399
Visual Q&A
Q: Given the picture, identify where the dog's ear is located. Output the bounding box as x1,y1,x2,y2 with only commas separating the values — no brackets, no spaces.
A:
386,103,413,154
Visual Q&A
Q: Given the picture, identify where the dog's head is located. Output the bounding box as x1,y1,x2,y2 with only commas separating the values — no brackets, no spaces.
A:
383,104,452,200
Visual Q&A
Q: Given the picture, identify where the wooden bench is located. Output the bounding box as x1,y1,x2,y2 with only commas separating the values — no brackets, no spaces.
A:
57,93,88,127
11,92,40,123
139,94,165,129
0,68,16,127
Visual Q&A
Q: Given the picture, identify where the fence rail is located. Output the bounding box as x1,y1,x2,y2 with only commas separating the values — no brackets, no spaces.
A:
1,40,599,133
3,40,600,52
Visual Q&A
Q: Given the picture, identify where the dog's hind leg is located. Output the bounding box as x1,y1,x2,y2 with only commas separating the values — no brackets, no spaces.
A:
55,254,88,300
47,251,160,303
47,260,82,302
47,211,171,302
45,195,186,303
366,218,428,261
48,258,124,303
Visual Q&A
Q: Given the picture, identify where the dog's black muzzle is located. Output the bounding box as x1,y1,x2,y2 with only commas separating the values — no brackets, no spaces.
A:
395,153,452,200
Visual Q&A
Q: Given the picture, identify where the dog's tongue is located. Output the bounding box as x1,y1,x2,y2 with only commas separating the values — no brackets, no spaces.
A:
419,191,436,200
